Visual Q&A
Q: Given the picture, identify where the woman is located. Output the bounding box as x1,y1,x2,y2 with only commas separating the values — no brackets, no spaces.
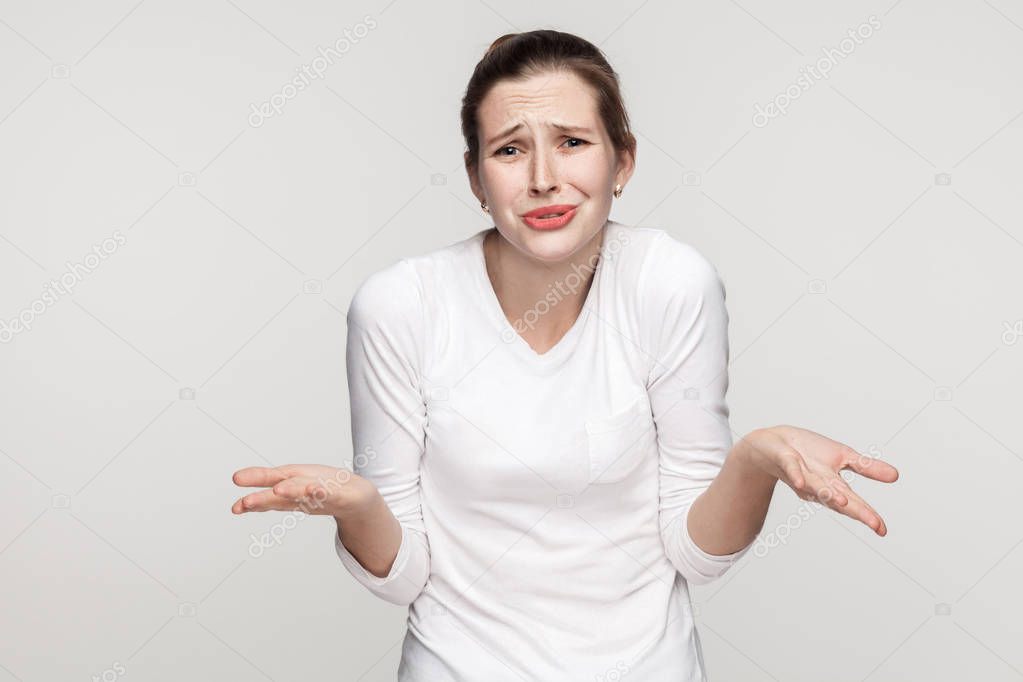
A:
231,30,899,681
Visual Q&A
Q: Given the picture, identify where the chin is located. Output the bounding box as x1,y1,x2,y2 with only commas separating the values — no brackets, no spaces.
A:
512,222,594,263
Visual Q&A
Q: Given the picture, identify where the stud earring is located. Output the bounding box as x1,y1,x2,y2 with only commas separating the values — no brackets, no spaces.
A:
613,184,623,199
481,199,490,213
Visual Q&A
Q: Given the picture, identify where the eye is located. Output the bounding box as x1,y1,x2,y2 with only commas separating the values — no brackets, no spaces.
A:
494,138,588,157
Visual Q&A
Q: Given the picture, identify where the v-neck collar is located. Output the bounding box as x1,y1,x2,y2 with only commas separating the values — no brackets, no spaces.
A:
469,222,608,372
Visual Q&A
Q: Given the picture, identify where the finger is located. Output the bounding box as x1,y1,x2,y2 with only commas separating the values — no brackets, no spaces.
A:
801,469,849,509
769,447,851,511
232,465,305,488
785,463,805,491
831,487,888,536
271,476,336,513
817,480,849,508
272,476,318,499
804,461,857,508
233,488,304,514
775,449,806,490
831,473,858,501
844,455,899,483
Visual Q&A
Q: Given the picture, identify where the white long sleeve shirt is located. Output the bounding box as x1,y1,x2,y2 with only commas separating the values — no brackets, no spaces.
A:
335,219,754,681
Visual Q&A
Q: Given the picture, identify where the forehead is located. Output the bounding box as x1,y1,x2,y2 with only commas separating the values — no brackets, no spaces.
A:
478,70,599,131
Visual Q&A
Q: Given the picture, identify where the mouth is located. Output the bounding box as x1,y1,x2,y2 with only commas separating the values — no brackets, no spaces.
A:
521,204,579,231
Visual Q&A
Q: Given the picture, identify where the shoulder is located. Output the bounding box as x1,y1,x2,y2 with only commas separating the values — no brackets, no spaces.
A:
347,257,424,330
346,258,428,376
648,231,720,286
624,230,730,370
623,227,728,365
614,224,724,308
347,231,477,333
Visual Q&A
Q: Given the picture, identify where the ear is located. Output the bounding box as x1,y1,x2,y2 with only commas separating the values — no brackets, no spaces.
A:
465,150,484,203
614,143,636,190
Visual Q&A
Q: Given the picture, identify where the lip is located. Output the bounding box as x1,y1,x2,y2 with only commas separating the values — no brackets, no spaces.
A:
521,204,579,231
522,204,578,218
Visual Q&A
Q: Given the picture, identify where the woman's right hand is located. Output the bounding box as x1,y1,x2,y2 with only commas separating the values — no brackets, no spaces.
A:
231,464,374,517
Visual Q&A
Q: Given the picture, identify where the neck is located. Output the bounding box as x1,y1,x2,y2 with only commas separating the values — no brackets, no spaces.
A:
482,223,605,342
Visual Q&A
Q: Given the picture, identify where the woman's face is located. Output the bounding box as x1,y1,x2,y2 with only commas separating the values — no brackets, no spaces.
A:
467,69,635,264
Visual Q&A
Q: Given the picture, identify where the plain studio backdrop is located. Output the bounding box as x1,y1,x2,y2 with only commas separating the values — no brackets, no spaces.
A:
1,1,1021,680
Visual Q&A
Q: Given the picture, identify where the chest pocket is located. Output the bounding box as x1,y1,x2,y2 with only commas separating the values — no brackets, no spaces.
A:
585,393,656,484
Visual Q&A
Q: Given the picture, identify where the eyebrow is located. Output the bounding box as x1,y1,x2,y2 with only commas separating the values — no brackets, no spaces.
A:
484,122,595,147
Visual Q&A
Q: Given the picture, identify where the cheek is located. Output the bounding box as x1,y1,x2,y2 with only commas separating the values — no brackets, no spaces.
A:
566,154,615,188
484,165,528,203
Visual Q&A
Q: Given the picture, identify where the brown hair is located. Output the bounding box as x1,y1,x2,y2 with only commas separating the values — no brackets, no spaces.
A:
460,30,637,174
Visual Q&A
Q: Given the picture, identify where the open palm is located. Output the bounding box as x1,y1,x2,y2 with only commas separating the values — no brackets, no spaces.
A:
741,425,900,536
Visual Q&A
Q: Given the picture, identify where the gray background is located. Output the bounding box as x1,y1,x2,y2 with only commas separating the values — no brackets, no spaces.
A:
1,1,1021,680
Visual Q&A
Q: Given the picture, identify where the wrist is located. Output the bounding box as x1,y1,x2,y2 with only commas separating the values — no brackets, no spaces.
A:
334,476,382,523
734,430,780,486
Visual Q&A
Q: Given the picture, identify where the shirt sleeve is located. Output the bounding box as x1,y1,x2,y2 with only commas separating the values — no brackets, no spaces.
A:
333,258,431,606
642,232,754,586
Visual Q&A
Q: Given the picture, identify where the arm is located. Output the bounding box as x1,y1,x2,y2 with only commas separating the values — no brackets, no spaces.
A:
333,259,432,606
685,433,776,555
688,421,901,550
334,480,403,578
645,233,759,585
646,235,898,577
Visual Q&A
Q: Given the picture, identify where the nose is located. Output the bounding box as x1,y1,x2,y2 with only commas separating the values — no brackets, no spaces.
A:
528,148,560,196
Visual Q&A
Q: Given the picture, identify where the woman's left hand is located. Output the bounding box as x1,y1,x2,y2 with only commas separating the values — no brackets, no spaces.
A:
738,425,900,536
